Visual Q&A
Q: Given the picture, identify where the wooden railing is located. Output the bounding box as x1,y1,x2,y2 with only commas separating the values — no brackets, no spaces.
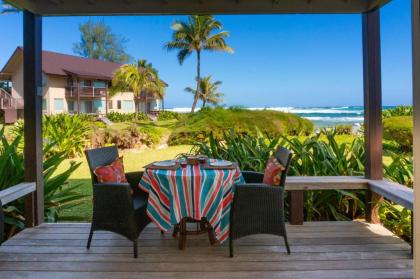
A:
0,182,36,242
285,176,414,253
65,86,107,98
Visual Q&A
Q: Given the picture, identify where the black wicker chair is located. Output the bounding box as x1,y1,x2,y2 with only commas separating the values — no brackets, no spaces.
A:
85,146,151,258
229,146,293,257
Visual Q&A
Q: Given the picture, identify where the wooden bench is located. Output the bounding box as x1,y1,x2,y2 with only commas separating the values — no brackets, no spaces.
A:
0,182,36,242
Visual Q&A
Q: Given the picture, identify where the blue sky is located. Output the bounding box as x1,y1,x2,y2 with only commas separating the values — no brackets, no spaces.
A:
0,0,413,108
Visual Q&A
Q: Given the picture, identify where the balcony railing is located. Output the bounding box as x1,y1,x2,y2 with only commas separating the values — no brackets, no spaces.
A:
65,86,107,98
0,88,24,109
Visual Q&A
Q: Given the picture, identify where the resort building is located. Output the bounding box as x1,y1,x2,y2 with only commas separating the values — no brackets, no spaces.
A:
0,47,165,123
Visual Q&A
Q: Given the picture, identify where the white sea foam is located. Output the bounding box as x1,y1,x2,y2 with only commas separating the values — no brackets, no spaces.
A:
245,107,363,114
165,107,201,113
304,116,364,122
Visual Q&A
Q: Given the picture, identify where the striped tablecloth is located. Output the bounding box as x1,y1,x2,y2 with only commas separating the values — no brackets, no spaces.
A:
139,159,245,243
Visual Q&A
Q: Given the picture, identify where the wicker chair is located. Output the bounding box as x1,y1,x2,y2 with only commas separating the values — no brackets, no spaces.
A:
229,146,293,257
85,146,151,258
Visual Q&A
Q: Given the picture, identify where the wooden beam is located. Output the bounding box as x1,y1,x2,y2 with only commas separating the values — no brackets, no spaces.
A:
362,8,383,181
362,8,383,224
0,183,36,206
285,176,368,191
23,10,43,227
5,0,390,16
411,0,420,276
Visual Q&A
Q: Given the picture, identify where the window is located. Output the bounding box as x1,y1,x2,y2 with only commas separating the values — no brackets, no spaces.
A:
82,80,92,87
108,100,113,109
67,101,74,112
54,98,64,111
93,80,106,88
67,78,76,87
117,100,122,110
123,100,133,111
42,99,47,111
94,100,105,112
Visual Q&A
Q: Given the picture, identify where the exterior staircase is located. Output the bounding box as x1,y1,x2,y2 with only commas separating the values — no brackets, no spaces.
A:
0,88,23,124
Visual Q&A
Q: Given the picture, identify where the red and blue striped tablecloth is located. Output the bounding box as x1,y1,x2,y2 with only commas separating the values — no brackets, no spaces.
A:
139,160,245,243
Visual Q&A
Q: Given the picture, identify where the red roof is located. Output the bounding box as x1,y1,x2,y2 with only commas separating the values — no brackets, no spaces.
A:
2,47,124,80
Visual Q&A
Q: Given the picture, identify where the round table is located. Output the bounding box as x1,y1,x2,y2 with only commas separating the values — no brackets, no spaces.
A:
138,159,245,247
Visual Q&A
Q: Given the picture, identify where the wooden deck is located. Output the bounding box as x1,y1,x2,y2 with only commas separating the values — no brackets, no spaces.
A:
0,221,412,279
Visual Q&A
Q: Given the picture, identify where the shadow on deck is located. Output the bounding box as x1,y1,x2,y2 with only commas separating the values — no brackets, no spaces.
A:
0,221,413,279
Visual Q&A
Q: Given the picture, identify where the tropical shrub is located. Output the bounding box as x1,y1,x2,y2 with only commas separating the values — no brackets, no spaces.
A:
192,129,413,239
192,129,366,221
382,105,413,118
107,112,148,122
0,128,86,238
191,129,279,172
157,110,181,121
169,107,313,145
43,114,91,157
334,124,353,135
12,114,91,157
90,124,160,149
383,116,413,152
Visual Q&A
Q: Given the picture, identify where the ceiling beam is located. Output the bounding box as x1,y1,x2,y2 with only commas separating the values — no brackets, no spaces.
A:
5,0,392,16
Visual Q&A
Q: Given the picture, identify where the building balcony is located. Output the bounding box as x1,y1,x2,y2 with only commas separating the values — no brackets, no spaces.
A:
65,86,107,99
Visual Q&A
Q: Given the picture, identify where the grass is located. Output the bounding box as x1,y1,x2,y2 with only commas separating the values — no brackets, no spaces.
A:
58,145,191,221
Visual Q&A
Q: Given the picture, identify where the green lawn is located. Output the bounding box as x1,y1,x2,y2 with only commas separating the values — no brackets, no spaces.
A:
58,145,191,221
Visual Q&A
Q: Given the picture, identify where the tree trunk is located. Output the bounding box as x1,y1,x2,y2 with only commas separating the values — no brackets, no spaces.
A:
134,94,140,120
191,50,201,113
202,100,206,108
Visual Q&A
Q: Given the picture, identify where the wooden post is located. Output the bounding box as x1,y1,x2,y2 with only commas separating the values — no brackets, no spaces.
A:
411,0,420,276
77,77,81,113
23,11,43,227
105,82,109,116
362,8,383,224
290,190,304,225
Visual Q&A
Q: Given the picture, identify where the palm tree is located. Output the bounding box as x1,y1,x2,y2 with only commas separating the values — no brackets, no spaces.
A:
164,15,233,113
185,76,224,108
137,59,166,111
1,1,19,14
110,60,165,116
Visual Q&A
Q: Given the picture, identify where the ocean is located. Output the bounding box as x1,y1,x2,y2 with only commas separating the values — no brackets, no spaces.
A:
166,106,396,127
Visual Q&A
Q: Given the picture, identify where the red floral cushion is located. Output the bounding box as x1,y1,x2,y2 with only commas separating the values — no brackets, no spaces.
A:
263,157,285,186
94,157,128,183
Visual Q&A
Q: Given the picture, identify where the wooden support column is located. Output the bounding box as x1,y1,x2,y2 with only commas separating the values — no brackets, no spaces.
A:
23,11,43,227
289,191,304,225
362,8,383,224
411,0,420,276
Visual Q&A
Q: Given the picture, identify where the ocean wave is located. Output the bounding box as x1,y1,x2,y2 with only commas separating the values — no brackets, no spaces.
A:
304,116,364,122
246,107,363,115
165,107,201,113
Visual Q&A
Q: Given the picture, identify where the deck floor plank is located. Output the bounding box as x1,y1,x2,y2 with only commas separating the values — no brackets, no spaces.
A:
0,221,412,279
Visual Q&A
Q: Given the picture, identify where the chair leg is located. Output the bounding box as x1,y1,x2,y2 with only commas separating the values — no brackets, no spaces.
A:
133,239,138,258
172,225,179,238
283,234,291,255
229,237,234,258
86,228,94,249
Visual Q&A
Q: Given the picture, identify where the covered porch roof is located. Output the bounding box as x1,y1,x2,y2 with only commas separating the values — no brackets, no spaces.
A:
1,0,419,277
5,0,392,15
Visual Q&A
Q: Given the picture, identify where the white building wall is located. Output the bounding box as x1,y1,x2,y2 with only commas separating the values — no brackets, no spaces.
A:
9,63,161,116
